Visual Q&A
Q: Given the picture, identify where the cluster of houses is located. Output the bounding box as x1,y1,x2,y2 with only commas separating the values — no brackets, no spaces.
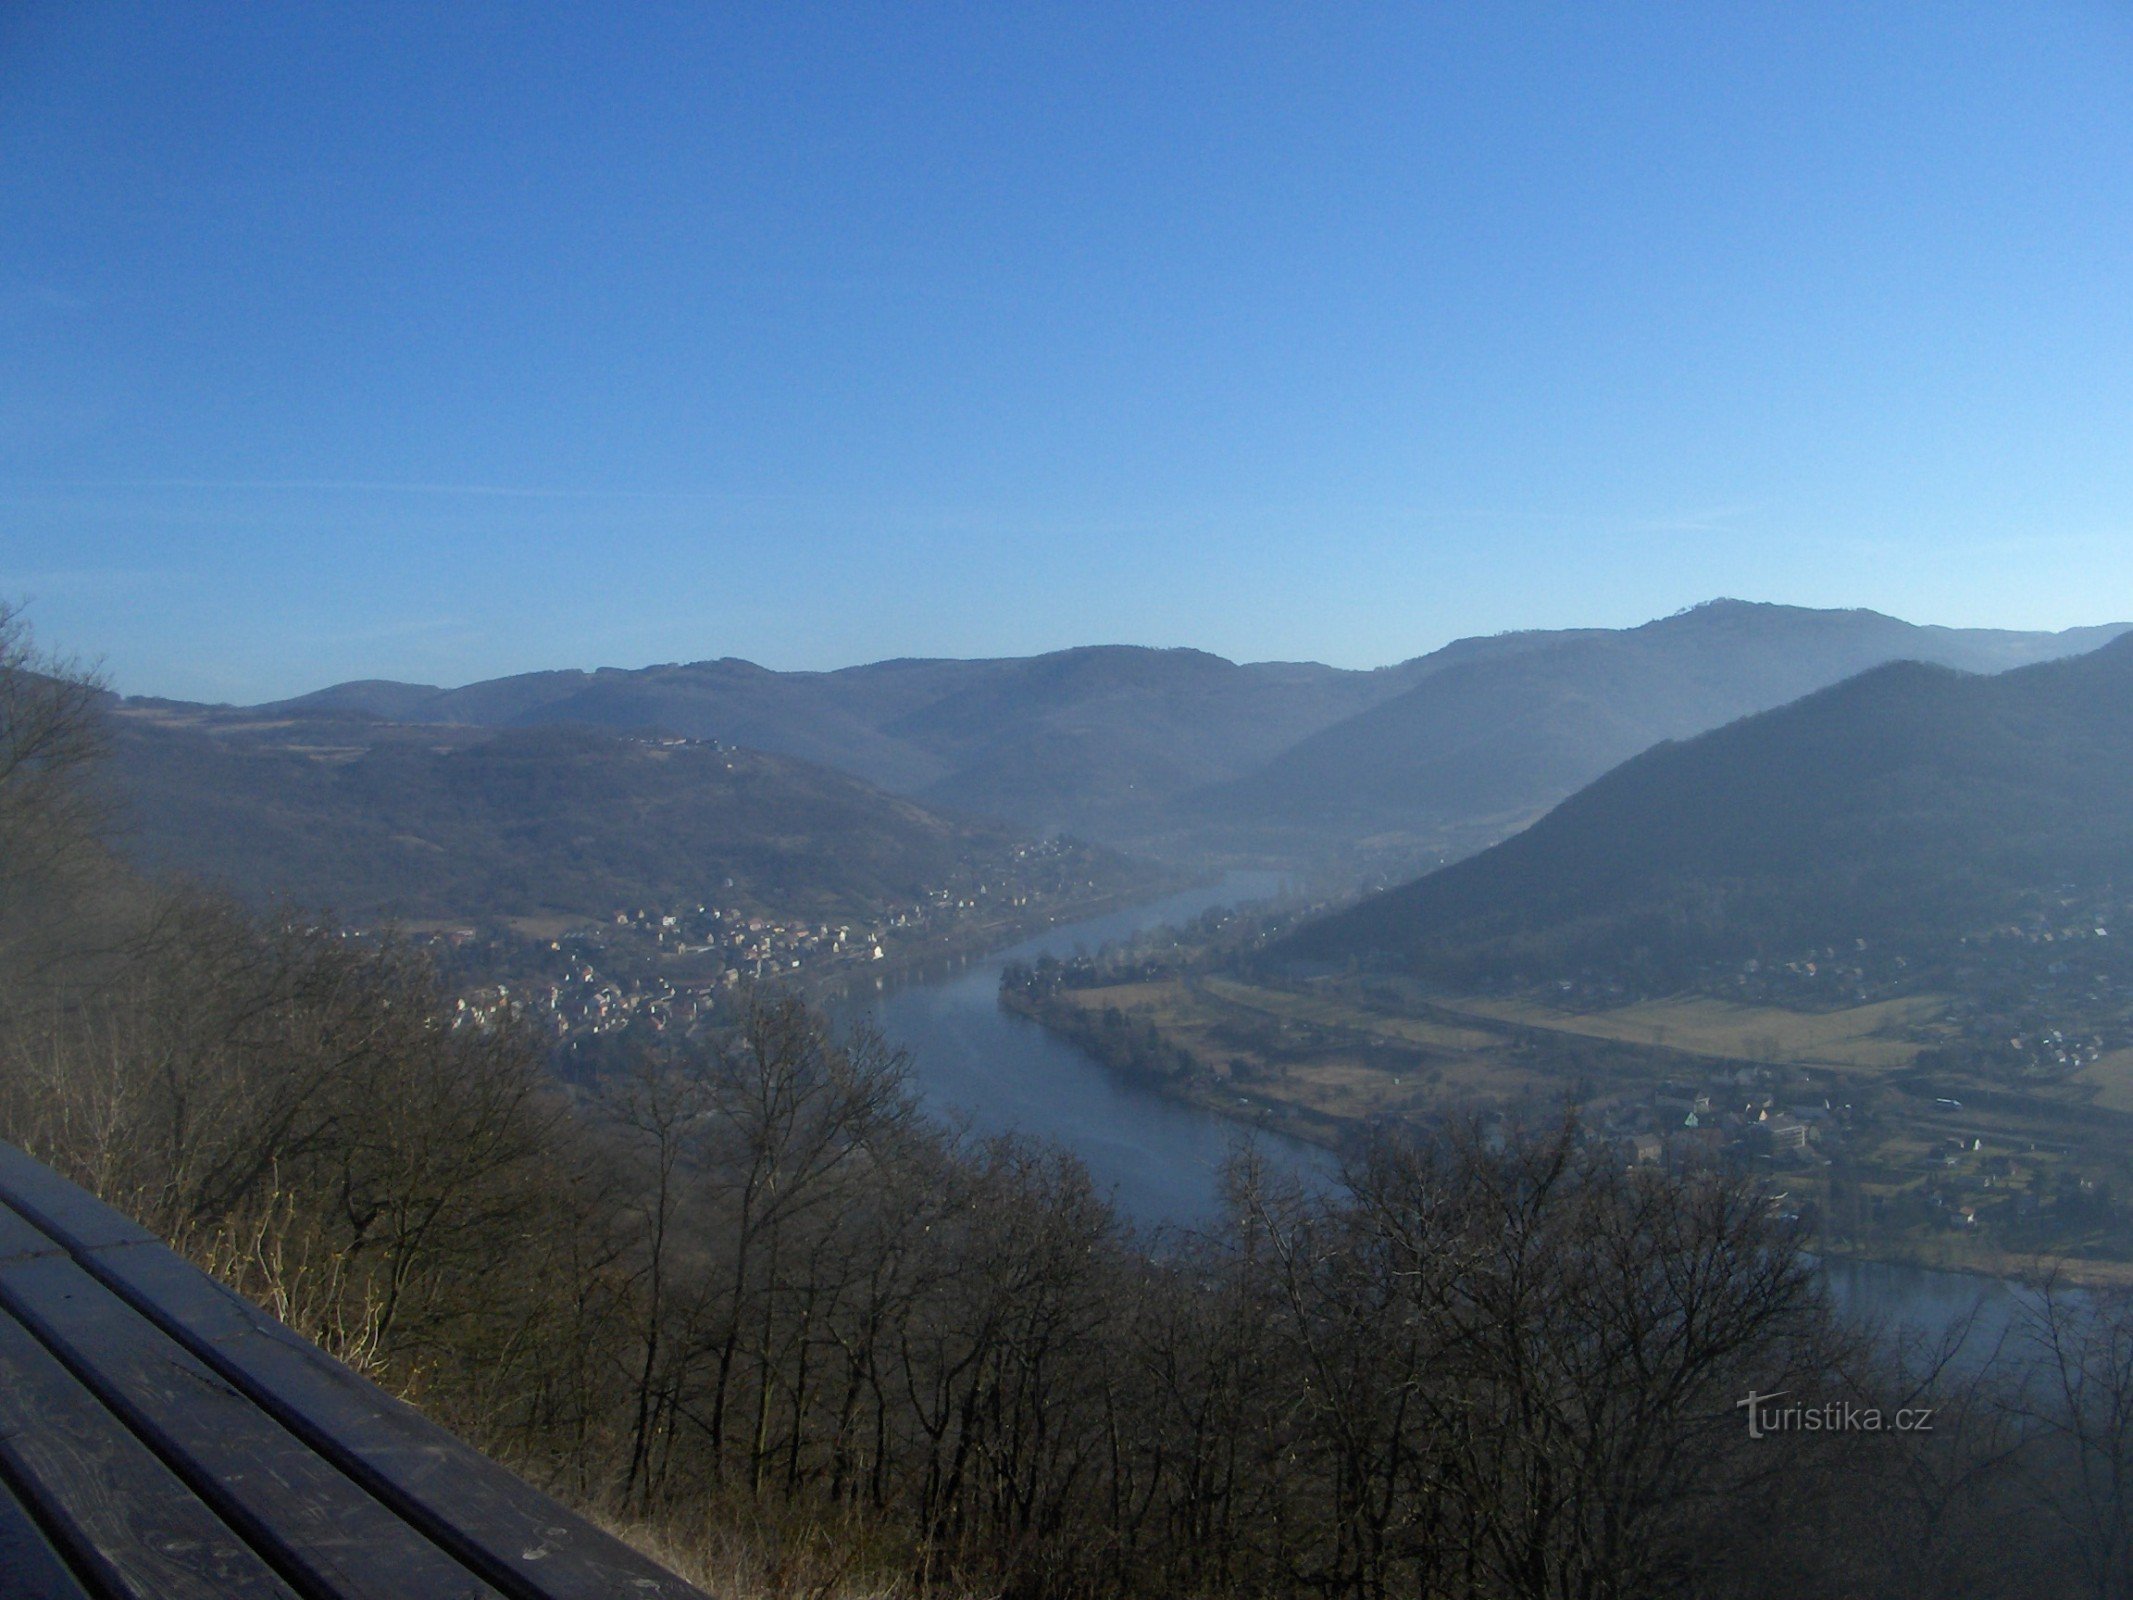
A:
1606,1071,1842,1170
431,838,1109,1045
441,906,903,1042
1596,1068,2080,1240
1724,941,1902,1008
604,903,891,974
451,968,725,1039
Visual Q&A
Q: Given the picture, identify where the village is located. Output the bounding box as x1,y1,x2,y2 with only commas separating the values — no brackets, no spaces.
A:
997,887,2133,1279
414,835,1159,1048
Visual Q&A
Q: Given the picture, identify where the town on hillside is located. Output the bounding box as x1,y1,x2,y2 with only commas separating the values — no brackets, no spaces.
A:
411,836,1167,1050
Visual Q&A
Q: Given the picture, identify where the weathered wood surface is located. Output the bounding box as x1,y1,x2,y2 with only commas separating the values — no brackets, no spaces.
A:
0,1307,302,1599
0,1249,502,1599
0,1146,157,1252
0,1475,97,1600
0,1141,716,1600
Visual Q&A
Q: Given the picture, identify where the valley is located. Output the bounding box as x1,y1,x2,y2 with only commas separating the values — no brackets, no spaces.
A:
100,607,2133,1278
1005,958,2133,1282
24,22,2133,1592
998,633,2133,1279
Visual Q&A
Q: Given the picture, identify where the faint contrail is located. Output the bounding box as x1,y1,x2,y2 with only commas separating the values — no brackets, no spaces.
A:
0,477,772,502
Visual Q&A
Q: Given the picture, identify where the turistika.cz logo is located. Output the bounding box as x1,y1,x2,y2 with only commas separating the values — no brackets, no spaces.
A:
1737,1390,1934,1439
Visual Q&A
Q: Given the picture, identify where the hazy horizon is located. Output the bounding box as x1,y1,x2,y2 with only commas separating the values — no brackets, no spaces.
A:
8,5,2131,700
81,595,2133,707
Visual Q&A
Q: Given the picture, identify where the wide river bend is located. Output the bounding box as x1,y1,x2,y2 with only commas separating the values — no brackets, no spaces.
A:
844,874,2040,1345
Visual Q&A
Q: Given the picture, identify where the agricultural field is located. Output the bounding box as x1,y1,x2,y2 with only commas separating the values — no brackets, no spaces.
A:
1431,992,1947,1073
1041,976,1547,1129
2075,1048,2133,1113
1049,976,1953,1109
1016,968,2133,1280
1198,976,1500,1052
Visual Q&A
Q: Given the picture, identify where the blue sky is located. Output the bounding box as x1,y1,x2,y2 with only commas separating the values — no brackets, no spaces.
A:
3,3,2131,701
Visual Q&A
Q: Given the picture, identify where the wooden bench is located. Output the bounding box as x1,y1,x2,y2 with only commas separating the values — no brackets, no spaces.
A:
0,1140,714,1600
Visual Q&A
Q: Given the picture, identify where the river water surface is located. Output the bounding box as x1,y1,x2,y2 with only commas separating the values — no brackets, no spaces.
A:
845,873,1335,1226
847,875,2039,1343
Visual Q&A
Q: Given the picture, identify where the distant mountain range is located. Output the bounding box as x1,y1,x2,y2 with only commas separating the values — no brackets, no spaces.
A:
1277,630,2133,983
1189,603,2129,849
252,601,2128,864
106,706,1122,924
269,646,1409,845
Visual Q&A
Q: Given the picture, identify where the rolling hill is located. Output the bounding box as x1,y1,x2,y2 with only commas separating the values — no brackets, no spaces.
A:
1277,630,2133,985
258,603,2127,863
1190,601,2133,850
271,646,1423,840
104,705,1128,924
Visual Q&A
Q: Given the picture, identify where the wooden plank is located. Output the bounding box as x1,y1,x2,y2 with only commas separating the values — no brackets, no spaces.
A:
0,1145,156,1252
0,1472,97,1600
0,1250,503,1600
0,1200,67,1264
0,1145,711,1600
0,1306,301,1600
67,1241,712,1600
70,1243,711,1600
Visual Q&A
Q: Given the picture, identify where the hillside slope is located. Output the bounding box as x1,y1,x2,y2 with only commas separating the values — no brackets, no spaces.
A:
1279,630,2133,982
262,605,2129,860
1198,601,2132,846
105,707,1102,923
272,646,1427,840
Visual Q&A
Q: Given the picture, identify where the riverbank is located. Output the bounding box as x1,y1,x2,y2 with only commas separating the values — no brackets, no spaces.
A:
1002,970,2133,1290
1810,1236,2133,1291
845,871,1333,1227
837,870,2121,1338
996,983,1354,1151
830,869,1208,999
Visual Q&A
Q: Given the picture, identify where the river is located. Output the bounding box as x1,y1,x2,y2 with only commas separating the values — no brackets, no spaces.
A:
846,874,2048,1344
843,872,1336,1226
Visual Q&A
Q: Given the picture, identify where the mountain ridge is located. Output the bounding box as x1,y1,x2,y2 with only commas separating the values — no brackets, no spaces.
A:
104,705,1135,926
240,603,2131,863
1276,630,2133,984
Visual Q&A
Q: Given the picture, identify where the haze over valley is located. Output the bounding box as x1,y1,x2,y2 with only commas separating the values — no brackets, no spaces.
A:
96,597,2133,1253
11,8,2133,1597
123,599,2130,896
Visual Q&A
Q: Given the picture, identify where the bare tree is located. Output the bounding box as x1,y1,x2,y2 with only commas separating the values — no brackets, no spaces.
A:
2023,1283,2133,1600
0,600,128,992
0,601,106,863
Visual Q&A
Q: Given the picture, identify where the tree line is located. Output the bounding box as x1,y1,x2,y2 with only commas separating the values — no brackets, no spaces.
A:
10,606,2133,1599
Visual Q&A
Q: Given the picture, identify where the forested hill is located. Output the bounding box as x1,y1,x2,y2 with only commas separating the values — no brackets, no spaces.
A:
271,645,1416,842
259,603,2127,860
1276,631,2133,984
105,706,1118,923
1187,601,2133,849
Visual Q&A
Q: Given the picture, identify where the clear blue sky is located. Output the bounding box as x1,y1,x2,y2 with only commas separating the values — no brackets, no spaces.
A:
4,3,2130,701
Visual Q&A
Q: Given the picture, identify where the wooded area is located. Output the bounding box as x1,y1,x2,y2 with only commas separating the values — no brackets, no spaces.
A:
8,605,2133,1599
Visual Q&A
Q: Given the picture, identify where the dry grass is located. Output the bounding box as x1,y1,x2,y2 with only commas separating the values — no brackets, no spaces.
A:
1056,976,1944,1083
1055,980,1176,1012
2077,1048,2133,1113
502,913,593,940
1187,977,1938,1075
1199,976,1501,1052
1433,992,1945,1073
1055,976,1550,1122
589,1500,961,1600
